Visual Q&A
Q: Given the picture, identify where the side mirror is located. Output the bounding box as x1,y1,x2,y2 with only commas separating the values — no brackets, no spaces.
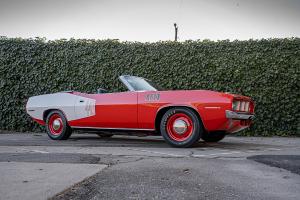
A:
97,88,108,94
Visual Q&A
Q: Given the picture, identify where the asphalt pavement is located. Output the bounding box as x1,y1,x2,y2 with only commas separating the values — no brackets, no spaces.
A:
0,132,299,200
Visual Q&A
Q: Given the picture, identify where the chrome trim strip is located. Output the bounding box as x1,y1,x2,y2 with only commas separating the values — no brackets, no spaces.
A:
226,110,254,120
204,106,221,109
71,126,155,131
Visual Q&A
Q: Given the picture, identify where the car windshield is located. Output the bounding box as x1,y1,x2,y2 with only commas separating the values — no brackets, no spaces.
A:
120,76,163,91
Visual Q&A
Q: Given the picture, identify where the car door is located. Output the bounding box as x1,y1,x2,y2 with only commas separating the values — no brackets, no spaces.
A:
74,91,138,129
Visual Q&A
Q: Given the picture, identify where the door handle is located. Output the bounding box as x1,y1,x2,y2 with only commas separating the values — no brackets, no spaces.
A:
79,100,84,103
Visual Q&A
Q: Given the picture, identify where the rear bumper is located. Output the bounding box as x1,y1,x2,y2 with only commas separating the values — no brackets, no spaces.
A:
225,110,254,120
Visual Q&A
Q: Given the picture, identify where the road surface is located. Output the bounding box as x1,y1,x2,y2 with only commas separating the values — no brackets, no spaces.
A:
0,133,299,200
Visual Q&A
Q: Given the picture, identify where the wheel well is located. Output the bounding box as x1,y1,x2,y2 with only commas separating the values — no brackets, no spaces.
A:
155,106,204,135
43,109,60,122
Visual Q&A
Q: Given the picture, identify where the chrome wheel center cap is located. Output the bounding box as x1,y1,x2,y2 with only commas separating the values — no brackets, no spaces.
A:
173,119,188,134
52,119,61,130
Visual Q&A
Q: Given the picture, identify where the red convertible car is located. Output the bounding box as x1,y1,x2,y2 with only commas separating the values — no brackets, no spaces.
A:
26,75,255,147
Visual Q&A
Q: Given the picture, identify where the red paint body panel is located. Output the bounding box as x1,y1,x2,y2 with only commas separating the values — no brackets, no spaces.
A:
66,90,254,134
68,92,138,128
137,90,233,131
32,117,46,126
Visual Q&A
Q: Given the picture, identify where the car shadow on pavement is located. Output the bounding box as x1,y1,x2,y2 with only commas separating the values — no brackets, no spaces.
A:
0,133,278,150
68,134,275,150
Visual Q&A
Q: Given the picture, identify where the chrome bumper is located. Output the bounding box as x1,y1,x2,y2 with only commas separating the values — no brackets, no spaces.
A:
226,110,254,120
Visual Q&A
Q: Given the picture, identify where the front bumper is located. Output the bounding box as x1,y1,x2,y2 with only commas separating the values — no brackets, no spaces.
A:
225,110,254,120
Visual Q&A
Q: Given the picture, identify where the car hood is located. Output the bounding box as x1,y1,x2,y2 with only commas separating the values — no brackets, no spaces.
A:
155,89,252,101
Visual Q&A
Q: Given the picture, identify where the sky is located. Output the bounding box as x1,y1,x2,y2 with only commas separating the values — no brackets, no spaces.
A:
0,0,299,42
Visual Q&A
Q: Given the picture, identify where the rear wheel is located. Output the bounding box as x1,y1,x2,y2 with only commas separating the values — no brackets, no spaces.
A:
45,110,72,140
201,131,226,142
160,108,203,148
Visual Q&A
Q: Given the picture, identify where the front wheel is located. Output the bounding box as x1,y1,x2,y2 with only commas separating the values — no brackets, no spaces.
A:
45,110,72,140
201,131,226,142
160,108,203,148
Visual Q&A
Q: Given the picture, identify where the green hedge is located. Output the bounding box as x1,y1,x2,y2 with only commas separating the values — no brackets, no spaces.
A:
0,37,299,136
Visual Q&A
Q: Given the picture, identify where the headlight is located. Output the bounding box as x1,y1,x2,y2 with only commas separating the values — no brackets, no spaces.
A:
232,101,240,111
233,100,250,112
245,102,250,112
240,101,246,111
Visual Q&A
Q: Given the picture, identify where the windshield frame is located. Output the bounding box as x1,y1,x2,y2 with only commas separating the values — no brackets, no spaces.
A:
119,75,161,92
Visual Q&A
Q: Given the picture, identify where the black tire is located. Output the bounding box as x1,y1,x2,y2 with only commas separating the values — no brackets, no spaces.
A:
45,110,72,140
160,108,203,148
201,131,226,142
96,133,113,138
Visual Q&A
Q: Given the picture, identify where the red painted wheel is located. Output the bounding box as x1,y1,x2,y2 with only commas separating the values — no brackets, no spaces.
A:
166,113,193,142
48,114,63,136
160,108,203,148
45,110,72,140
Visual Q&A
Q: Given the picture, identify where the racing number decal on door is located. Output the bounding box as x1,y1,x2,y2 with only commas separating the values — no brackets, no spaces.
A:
145,94,160,101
